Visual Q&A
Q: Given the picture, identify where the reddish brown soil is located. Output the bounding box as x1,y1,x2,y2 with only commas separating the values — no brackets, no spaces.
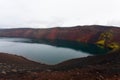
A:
0,50,119,80
0,25,119,43
1,68,120,80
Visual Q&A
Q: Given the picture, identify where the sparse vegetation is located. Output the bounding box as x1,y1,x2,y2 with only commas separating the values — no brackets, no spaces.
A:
96,30,120,50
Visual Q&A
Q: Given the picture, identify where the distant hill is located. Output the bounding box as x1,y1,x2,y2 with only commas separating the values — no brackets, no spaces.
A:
0,25,120,49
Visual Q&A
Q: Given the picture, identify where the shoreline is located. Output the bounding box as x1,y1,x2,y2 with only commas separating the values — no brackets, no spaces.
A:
0,49,119,79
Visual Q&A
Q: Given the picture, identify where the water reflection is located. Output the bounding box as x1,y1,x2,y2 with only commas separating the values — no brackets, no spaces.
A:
21,39,109,55
0,38,110,64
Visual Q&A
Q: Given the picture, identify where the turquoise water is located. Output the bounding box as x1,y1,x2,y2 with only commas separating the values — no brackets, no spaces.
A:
0,37,109,64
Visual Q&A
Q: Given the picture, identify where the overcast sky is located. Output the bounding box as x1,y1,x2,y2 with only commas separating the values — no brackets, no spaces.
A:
0,0,120,28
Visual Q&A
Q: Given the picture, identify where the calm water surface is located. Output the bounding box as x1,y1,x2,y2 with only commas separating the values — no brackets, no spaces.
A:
0,37,109,64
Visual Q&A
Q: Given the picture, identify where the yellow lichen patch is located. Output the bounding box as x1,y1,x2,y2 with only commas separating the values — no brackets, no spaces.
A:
99,31,113,41
96,30,120,51
107,42,120,50
96,30,113,48
96,40,105,46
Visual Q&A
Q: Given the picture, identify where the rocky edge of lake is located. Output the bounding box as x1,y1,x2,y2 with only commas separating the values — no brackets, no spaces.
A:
0,25,120,80
0,49,119,80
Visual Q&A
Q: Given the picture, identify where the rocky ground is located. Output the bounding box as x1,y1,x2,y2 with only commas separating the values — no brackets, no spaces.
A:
0,53,48,74
0,50,119,80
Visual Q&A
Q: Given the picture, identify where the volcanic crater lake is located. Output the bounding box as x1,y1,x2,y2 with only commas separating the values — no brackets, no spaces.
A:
0,37,109,64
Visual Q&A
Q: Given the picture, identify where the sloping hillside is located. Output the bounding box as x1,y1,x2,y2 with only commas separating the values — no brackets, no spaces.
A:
0,25,119,43
0,50,119,80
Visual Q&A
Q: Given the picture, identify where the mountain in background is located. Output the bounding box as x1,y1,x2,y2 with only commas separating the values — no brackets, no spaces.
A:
0,25,119,50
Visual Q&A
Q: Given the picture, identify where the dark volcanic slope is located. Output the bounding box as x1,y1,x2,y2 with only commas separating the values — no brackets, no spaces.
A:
0,53,40,65
0,50,120,80
53,50,120,71
0,53,47,73
0,25,119,44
